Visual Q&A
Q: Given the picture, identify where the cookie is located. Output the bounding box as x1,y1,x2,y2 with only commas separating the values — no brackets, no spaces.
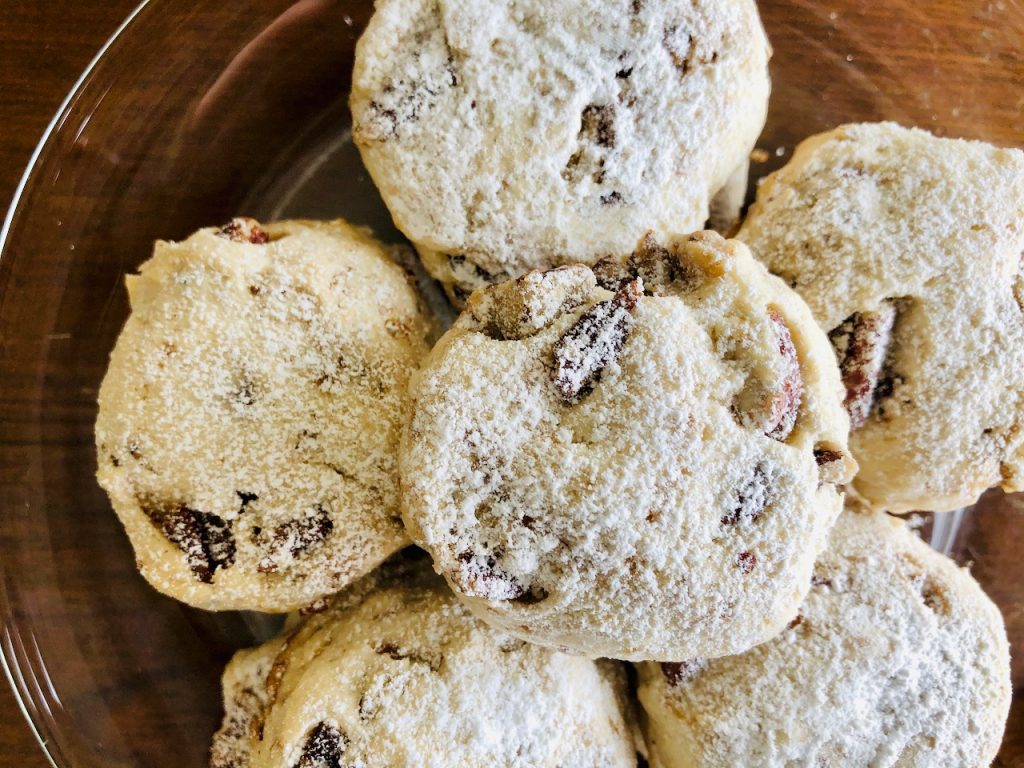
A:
738,122,1024,512
210,642,278,768
636,509,1012,768
400,230,856,660
209,557,640,767
350,0,770,302
95,218,435,611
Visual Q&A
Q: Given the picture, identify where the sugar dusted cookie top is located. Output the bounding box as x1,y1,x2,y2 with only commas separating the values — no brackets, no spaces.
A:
351,0,770,300
400,231,855,660
210,558,640,768
739,122,1024,512
637,509,1011,768
96,218,435,612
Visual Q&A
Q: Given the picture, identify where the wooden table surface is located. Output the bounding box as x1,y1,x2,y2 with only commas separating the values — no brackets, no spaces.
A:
1,2,1022,767
0,6,140,764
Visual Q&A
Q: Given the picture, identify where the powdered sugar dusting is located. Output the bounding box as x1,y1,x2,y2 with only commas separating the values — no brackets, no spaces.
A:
95,219,436,611
350,0,771,295
739,122,1024,512
401,231,854,660
638,510,1011,767
213,560,638,767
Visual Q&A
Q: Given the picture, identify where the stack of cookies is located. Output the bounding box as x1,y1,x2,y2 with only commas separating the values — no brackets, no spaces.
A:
95,1,1023,766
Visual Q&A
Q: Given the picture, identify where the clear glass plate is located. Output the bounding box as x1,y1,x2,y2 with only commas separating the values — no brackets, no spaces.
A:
0,2,1021,765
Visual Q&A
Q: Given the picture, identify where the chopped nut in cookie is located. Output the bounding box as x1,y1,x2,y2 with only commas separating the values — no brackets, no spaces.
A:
256,505,334,574
829,301,897,429
813,445,851,484
733,308,803,441
662,25,698,76
736,551,757,574
144,502,236,584
562,101,624,201
764,309,803,441
661,659,706,686
722,463,771,526
447,254,508,299
551,278,642,402
468,265,596,340
454,549,526,601
580,103,617,148
218,217,269,244
356,24,459,144
594,232,702,294
296,721,346,768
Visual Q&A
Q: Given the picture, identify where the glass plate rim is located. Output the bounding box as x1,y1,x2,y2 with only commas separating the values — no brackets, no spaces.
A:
0,2,152,765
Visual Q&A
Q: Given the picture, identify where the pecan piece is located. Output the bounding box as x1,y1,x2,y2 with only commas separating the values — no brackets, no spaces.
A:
829,302,897,429
900,555,953,616
764,309,803,441
722,463,771,526
447,254,507,299
299,597,330,615
467,265,596,340
295,721,346,768
811,572,833,589
218,217,269,244
663,26,698,76
594,233,701,293
375,641,405,660
733,309,803,440
813,446,849,484
453,549,526,601
661,660,705,686
580,103,616,148
275,506,333,555
736,551,757,574
551,278,642,402
663,26,718,76
257,505,334,573
921,579,951,616
146,503,235,583
373,641,442,670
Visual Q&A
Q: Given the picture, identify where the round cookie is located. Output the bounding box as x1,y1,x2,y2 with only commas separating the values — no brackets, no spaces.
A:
350,0,771,301
95,218,435,612
636,509,1012,768
209,557,640,768
738,122,1024,513
400,230,856,660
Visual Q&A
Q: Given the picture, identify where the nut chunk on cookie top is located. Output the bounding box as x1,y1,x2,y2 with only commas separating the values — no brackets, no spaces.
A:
739,122,1024,513
637,509,1011,768
95,218,436,612
350,0,771,301
400,230,855,661
210,559,639,768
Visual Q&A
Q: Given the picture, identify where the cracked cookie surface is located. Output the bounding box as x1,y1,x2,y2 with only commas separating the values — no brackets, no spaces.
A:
350,0,770,302
95,219,435,611
209,558,639,768
739,122,1024,512
636,509,1011,768
400,231,855,660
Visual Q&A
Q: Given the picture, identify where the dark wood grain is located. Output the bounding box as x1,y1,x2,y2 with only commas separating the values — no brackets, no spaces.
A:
0,1,1022,767
0,3,141,764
